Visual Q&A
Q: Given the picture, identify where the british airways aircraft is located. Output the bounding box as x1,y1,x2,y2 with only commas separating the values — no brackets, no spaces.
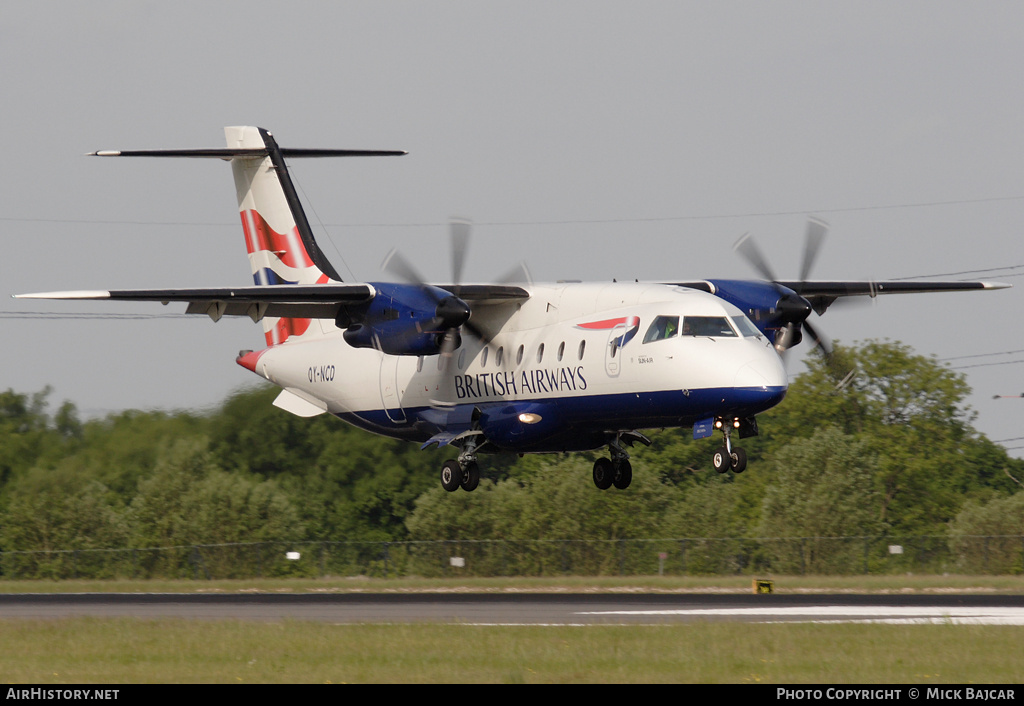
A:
16,127,1009,492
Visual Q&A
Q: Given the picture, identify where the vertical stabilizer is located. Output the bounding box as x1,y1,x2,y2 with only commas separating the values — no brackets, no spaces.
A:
225,126,339,345
86,126,406,346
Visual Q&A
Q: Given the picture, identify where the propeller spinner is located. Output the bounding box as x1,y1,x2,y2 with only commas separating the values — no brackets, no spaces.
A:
733,218,834,360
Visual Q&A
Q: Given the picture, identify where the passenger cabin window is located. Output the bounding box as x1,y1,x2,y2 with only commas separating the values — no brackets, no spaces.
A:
557,341,565,361
496,346,504,366
537,343,545,363
682,316,737,337
643,315,679,343
481,347,489,367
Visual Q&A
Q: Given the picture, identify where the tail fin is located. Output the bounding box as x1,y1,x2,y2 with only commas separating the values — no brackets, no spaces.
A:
225,126,340,345
91,126,406,346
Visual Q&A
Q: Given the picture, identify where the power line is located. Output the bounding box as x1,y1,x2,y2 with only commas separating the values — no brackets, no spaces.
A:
941,349,1024,362
899,264,1024,281
0,217,233,227
4,194,1023,230
0,312,192,320
949,359,1024,371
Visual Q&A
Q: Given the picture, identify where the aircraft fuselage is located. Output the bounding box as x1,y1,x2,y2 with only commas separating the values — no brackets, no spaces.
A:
242,282,787,454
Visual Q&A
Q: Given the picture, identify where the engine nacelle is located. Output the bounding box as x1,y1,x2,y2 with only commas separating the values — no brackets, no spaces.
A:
339,282,468,356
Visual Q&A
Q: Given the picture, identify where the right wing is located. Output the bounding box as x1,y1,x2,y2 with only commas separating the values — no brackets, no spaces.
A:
14,284,376,322
14,283,531,322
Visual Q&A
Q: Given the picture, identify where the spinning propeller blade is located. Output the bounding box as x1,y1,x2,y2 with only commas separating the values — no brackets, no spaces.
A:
734,218,835,361
382,220,489,407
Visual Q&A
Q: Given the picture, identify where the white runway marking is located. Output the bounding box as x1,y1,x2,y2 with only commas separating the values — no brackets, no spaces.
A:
578,605,1024,625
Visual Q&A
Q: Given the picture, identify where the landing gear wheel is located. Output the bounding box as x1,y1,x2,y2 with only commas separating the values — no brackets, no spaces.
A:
713,447,731,474
612,459,633,489
592,457,613,490
730,447,748,474
441,459,463,492
460,461,480,491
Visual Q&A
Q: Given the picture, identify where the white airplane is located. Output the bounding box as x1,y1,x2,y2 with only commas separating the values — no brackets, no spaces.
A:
16,127,1009,492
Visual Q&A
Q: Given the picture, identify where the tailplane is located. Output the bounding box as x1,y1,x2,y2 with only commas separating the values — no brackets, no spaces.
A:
91,126,405,345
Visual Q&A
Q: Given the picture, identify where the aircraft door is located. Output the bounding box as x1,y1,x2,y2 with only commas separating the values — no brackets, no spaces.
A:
605,324,627,377
379,355,407,423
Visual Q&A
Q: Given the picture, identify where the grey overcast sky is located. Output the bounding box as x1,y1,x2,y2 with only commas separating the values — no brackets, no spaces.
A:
2,1,1023,455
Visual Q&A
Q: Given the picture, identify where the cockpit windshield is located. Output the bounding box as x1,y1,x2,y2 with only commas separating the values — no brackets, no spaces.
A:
681,316,736,337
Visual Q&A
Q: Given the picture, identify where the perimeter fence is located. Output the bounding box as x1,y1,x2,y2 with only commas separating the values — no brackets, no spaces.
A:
1,535,1022,580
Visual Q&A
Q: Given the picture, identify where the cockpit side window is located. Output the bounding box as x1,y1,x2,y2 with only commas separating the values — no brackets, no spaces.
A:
731,315,762,338
643,315,679,343
681,316,737,337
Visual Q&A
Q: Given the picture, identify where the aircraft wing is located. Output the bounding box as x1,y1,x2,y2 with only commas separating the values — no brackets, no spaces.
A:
774,279,1010,315
14,283,531,322
438,284,531,303
14,284,376,321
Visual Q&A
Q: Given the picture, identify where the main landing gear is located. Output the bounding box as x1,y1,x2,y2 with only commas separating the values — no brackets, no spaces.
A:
440,439,480,492
592,456,632,490
592,431,650,490
712,417,748,474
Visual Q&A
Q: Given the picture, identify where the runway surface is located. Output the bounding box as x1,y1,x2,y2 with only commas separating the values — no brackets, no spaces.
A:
1,593,1023,625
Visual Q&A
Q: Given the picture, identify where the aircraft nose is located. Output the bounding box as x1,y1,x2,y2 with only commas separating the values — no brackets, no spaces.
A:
734,346,787,390
732,344,788,413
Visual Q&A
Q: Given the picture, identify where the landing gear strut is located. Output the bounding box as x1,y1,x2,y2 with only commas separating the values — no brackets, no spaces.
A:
440,440,481,492
712,418,748,474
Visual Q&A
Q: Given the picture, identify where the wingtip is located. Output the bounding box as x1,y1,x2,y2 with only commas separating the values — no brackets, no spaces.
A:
13,290,112,300
980,281,1012,290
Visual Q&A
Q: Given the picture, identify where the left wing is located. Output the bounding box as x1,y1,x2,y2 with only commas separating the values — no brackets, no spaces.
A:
775,279,1010,315
671,279,1009,316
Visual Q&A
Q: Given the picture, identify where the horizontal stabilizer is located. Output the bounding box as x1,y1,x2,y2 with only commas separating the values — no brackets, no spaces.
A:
90,148,406,159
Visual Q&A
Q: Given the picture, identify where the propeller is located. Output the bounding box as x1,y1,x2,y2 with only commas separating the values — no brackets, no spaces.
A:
733,218,834,362
382,219,490,405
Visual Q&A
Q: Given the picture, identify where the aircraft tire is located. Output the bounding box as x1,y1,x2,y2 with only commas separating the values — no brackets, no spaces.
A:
730,447,748,473
713,447,731,473
592,457,614,490
612,459,632,489
441,459,463,492
461,461,480,491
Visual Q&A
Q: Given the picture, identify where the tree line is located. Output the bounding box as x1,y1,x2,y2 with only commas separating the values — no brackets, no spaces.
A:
1,339,1022,574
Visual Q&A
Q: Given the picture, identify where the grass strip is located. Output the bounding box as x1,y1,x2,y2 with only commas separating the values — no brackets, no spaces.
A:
0,618,1021,683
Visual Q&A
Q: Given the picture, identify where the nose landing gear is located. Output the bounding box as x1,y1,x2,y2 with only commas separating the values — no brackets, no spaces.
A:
712,417,748,474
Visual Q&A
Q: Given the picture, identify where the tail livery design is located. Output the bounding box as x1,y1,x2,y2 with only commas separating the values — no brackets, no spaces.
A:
226,126,338,344
89,126,405,345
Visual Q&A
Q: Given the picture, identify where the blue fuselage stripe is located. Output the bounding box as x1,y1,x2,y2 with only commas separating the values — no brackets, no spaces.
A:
334,385,786,452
